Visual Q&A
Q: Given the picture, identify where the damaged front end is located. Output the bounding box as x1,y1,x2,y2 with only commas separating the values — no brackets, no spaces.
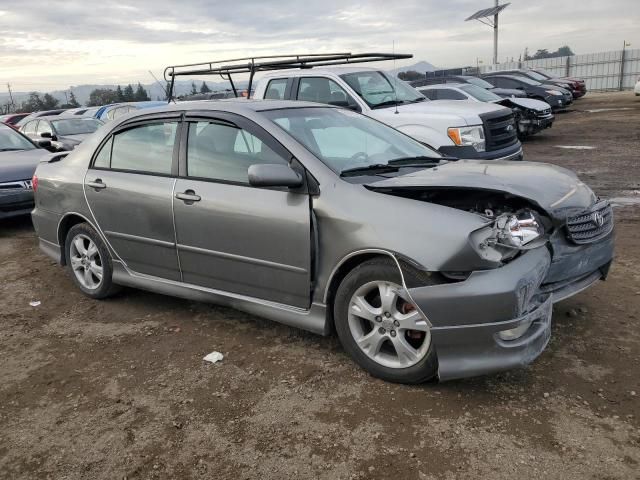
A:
366,165,614,380
497,98,554,138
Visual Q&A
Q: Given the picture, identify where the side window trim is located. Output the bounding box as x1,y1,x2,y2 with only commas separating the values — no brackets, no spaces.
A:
180,112,306,191
89,117,182,177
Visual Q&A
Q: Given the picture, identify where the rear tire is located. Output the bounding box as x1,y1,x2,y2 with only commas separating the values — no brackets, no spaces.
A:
334,258,438,384
65,223,119,299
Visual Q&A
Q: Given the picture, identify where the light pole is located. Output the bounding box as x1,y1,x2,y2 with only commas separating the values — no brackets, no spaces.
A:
465,2,510,66
620,40,631,91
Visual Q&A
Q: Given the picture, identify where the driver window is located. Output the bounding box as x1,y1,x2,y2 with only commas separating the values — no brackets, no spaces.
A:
186,121,287,184
297,77,357,107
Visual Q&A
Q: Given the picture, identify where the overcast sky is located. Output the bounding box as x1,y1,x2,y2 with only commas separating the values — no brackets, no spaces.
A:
1,0,639,92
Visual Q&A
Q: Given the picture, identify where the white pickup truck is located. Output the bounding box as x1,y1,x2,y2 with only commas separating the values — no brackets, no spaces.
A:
254,67,523,161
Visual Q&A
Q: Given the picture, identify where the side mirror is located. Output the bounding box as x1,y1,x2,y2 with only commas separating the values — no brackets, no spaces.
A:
248,164,303,189
37,139,52,149
40,131,52,138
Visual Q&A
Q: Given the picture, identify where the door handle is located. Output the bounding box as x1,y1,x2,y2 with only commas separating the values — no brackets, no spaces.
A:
87,179,106,190
175,190,201,203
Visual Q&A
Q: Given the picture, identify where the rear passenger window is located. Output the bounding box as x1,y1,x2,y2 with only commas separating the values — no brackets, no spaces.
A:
186,121,287,184
103,122,177,174
297,77,356,107
420,90,437,100
93,137,113,168
436,89,467,100
264,79,288,99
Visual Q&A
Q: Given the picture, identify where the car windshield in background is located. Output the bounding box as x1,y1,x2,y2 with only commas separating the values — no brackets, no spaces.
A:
51,118,102,136
524,71,548,81
263,107,441,175
464,77,495,89
340,71,426,109
460,84,502,102
509,75,542,86
0,125,35,151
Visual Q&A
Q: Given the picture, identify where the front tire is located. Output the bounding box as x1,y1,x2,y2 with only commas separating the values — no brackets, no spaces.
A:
65,223,119,299
334,258,438,384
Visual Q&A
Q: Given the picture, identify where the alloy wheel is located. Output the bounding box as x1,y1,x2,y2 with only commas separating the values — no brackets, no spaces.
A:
347,281,431,369
69,234,103,290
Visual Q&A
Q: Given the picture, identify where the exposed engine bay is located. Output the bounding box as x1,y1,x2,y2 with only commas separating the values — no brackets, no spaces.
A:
375,187,552,264
497,97,554,138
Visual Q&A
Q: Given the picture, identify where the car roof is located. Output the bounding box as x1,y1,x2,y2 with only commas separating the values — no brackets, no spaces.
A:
119,99,336,119
261,66,384,79
418,83,465,89
36,115,100,121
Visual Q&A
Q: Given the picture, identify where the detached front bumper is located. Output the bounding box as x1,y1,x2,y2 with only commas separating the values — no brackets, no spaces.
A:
406,247,552,381
0,189,34,219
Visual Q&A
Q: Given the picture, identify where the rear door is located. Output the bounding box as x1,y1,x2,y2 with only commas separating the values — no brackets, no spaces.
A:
172,113,312,308
84,115,181,280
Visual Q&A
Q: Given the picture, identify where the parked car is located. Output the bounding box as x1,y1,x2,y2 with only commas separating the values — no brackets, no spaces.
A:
95,101,167,122
530,68,587,97
484,69,582,99
410,75,527,99
417,83,553,138
32,100,614,383
254,68,523,161
635,77,640,96
15,109,70,128
481,74,572,110
0,113,30,129
20,116,103,151
0,123,51,219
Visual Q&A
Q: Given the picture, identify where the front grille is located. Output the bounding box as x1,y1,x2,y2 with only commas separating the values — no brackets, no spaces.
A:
0,180,32,190
566,200,613,244
537,108,552,117
481,111,519,151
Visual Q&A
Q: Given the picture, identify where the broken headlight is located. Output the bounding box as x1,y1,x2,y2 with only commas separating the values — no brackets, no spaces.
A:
472,210,547,263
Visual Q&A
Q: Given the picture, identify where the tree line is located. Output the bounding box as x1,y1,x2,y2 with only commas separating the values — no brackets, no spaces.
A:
87,83,150,106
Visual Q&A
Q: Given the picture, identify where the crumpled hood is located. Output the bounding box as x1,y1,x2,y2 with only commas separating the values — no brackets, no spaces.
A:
0,148,45,182
367,160,597,219
498,97,552,112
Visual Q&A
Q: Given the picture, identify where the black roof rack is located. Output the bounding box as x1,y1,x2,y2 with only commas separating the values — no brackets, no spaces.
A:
163,52,412,102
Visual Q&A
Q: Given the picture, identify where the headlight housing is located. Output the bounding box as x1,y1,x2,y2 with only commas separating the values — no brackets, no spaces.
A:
447,125,486,152
471,210,547,264
546,90,563,96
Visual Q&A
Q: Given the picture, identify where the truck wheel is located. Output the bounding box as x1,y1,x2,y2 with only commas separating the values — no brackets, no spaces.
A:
334,258,438,384
65,223,119,299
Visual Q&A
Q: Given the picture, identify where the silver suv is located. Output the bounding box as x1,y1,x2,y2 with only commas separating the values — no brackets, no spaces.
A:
31,100,614,383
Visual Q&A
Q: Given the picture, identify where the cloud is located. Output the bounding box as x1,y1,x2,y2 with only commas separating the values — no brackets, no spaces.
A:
1,0,639,91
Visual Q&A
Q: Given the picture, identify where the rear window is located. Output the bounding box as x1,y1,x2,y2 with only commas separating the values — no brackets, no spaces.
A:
264,79,288,100
94,122,177,175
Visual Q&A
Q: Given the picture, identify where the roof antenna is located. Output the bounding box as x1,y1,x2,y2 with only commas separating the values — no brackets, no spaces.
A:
393,40,399,114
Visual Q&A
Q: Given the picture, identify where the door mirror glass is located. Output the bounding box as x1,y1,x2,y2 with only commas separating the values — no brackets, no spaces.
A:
248,164,303,188
37,139,52,149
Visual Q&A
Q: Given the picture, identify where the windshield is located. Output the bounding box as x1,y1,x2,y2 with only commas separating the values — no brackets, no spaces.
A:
460,84,502,102
340,71,425,109
524,71,548,81
464,77,495,89
510,75,541,86
51,118,102,136
0,125,35,151
263,107,441,174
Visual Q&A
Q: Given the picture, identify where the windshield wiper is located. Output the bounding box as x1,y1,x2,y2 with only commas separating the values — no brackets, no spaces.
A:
371,100,406,109
409,97,427,103
388,156,441,166
340,163,400,177
0,148,25,152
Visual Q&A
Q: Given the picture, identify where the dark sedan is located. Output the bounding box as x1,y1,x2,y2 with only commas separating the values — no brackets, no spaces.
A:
20,116,103,151
0,124,49,219
481,74,573,110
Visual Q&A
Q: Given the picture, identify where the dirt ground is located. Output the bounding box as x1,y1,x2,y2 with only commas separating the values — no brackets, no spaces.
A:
1,92,639,480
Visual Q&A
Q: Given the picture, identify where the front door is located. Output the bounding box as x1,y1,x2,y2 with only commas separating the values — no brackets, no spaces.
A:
84,118,181,280
172,114,312,308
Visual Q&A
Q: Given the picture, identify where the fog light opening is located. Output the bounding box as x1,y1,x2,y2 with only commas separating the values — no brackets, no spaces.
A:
498,320,533,341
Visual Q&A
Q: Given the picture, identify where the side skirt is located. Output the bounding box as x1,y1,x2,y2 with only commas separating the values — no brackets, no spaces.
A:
111,261,330,336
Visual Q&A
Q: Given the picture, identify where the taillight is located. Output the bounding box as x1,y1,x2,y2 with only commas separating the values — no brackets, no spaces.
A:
32,174,38,192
